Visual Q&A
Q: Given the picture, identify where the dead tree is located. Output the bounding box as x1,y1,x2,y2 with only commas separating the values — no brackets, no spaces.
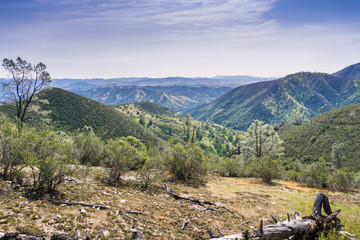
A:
208,192,356,240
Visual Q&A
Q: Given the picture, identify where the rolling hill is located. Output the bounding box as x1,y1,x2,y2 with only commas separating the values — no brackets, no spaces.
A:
74,85,232,112
0,88,162,146
187,61,360,130
119,101,177,118
115,102,241,156
279,104,360,171
187,72,353,130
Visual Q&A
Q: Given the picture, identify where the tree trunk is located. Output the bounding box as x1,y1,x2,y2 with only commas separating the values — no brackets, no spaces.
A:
209,192,356,240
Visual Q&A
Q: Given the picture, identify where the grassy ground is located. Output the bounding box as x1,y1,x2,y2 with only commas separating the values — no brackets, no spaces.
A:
0,169,359,239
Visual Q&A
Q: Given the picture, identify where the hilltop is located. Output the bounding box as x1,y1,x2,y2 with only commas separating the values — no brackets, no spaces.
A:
333,62,360,80
0,87,161,146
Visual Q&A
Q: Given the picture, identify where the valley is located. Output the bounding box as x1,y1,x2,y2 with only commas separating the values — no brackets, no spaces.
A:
1,61,360,239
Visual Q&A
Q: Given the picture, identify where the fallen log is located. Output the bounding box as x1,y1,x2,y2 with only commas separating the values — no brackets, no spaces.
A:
164,184,241,219
209,192,357,240
52,201,111,210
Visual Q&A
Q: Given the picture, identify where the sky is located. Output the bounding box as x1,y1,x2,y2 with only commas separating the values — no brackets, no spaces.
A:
1,0,360,79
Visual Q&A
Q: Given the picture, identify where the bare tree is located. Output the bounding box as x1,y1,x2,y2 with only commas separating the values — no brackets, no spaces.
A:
2,57,51,125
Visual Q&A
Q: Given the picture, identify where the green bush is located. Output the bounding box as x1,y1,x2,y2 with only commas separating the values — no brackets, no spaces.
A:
299,159,330,188
26,129,75,196
0,116,74,196
219,155,242,177
105,136,148,182
163,143,208,182
72,126,106,166
327,169,354,191
251,156,281,184
0,115,25,181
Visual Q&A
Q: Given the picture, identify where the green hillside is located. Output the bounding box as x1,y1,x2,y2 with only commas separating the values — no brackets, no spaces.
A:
116,102,241,156
0,87,162,146
279,104,360,171
119,101,177,117
188,72,353,130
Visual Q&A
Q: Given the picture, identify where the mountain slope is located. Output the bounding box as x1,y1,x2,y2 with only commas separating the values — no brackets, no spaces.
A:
188,72,351,130
0,88,161,146
115,102,241,156
333,62,360,80
279,104,360,171
119,101,177,118
75,85,232,112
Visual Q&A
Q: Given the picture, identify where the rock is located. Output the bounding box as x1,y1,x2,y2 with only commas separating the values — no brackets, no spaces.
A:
80,209,87,213
102,230,109,237
120,199,127,204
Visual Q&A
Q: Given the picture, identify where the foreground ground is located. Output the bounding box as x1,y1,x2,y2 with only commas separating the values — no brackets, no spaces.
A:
0,169,359,239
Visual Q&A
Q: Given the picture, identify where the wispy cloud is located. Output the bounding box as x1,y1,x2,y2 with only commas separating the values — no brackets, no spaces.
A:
1,0,360,78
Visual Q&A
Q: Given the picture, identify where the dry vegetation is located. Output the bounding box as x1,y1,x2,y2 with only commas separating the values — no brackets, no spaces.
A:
0,167,359,239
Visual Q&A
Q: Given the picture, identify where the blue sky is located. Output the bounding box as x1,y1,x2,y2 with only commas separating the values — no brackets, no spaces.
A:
1,0,360,79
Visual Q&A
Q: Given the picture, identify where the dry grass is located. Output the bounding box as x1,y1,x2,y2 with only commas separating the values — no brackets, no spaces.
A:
0,170,359,239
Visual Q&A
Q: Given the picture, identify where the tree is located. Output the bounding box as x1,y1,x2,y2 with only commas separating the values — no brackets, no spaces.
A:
331,142,347,169
2,57,51,125
241,120,283,162
184,113,192,142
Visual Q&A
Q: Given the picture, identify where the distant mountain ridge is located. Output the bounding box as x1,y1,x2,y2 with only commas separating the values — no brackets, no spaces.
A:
187,62,360,130
49,75,273,90
74,85,233,112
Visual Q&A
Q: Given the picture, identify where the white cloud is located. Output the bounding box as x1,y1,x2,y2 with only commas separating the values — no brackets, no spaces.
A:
1,0,360,78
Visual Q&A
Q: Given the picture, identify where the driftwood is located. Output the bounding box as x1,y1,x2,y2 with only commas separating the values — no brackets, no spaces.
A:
209,192,357,240
164,184,241,219
0,233,45,240
52,201,111,210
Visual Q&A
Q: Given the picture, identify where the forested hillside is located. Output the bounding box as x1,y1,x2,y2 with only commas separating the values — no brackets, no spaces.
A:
0,88,161,146
116,102,241,156
279,104,360,171
187,71,360,130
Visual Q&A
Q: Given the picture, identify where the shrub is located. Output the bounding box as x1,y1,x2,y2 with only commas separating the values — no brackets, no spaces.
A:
299,159,330,188
0,115,25,181
327,169,354,191
219,155,242,177
105,136,147,182
27,129,75,196
251,156,281,184
163,143,208,182
72,126,106,166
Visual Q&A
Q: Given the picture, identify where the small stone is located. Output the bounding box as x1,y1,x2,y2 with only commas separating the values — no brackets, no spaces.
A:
120,199,127,204
103,230,109,237
81,209,87,213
